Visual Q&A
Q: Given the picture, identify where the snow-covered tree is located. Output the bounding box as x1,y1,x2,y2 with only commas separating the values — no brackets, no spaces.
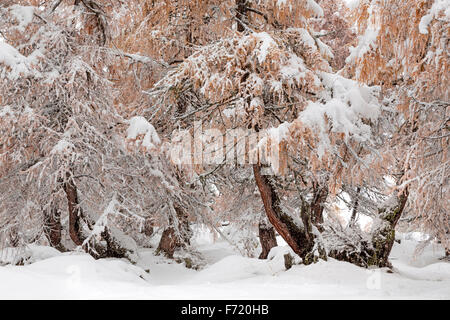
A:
0,1,205,261
346,0,449,255
139,0,412,266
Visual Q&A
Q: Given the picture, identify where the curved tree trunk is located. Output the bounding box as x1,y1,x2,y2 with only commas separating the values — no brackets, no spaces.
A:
62,173,134,260
253,164,326,264
370,190,409,267
258,216,277,259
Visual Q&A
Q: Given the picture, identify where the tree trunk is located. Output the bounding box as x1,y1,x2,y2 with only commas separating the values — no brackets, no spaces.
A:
369,190,408,267
61,173,137,260
157,205,191,258
142,217,154,237
349,186,361,227
63,175,85,246
329,190,409,268
258,216,277,259
253,164,325,264
236,0,248,32
310,184,328,232
44,206,63,250
156,227,178,258
7,226,19,247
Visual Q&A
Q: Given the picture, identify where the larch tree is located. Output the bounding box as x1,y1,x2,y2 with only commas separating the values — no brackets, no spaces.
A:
141,0,409,266
0,0,205,262
345,0,449,256
0,0,446,268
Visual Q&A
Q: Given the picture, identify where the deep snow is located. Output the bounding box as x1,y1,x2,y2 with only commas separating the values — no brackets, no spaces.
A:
0,231,448,299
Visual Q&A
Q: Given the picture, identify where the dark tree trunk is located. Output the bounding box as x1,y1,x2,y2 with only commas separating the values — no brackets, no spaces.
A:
44,206,63,250
61,173,136,260
258,217,277,259
157,205,191,258
253,164,326,264
236,0,248,32
370,190,408,267
156,227,178,258
310,184,328,232
63,175,85,246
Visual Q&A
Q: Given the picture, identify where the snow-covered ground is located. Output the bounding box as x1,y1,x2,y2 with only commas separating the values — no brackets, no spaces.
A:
0,230,448,299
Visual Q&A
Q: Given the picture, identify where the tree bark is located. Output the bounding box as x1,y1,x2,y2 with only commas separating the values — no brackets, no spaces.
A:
7,226,19,247
44,206,63,250
329,190,409,268
236,0,248,32
63,176,85,246
310,184,328,232
157,205,191,258
349,186,361,227
143,217,154,237
156,227,178,258
371,190,409,267
253,164,324,264
258,217,277,259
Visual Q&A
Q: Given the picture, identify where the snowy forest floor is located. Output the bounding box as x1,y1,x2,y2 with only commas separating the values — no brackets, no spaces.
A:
0,229,449,299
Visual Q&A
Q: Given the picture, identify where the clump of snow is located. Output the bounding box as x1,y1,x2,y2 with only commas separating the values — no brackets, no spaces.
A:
0,105,13,117
419,0,450,34
280,53,307,80
306,0,324,18
126,116,161,149
254,32,277,64
9,5,35,32
298,28,316,48
316,38,334,60
267,245,301,266
298,72,380,157
267,121,291,145
50,139,74,155
0,245,61,266
344,0,361,10
0,42,31,79
346,27,379,63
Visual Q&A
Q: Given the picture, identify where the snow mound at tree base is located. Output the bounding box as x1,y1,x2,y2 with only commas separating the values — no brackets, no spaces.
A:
0,245,62,266
0,237,448,299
